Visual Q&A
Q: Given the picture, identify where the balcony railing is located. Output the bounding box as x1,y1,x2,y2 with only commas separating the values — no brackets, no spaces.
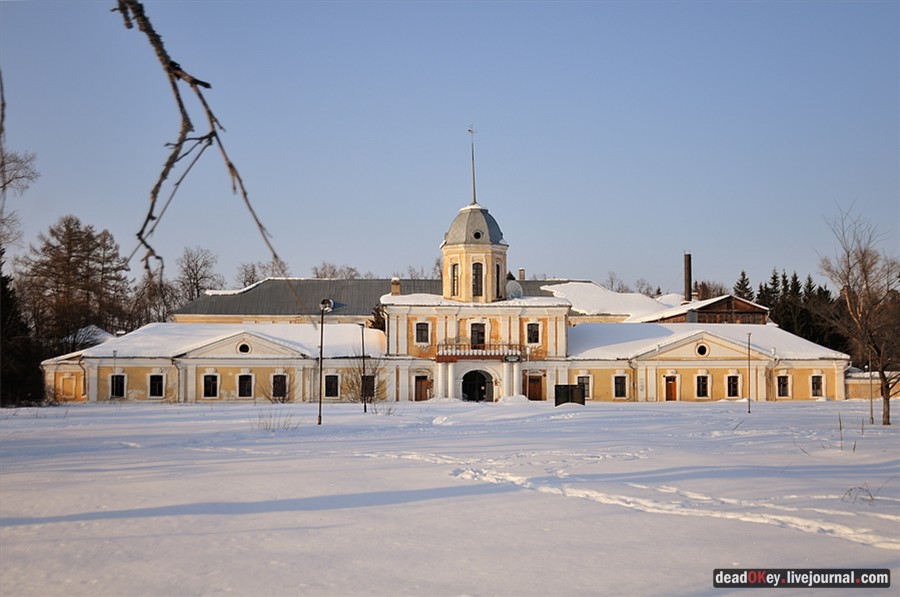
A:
435,341,528,362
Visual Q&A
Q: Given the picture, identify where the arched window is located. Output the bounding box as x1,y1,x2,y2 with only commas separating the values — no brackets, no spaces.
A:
472,262,483,297
451,264,459,296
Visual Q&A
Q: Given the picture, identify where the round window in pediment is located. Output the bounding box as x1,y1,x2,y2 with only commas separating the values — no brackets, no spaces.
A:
695,343,709,357
238,343,251,354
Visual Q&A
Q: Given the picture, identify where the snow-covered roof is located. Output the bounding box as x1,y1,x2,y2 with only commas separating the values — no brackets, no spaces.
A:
380,293,570,308
45,322,386,362
627,294,769,323
568,322,849,361
540,281,668,318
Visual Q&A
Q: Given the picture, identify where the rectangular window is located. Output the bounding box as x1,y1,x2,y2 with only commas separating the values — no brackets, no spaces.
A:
526,323,540,344
272,374,287,399
696,376,709,398
149,374,164,398
238,374,253,398
577,375,590,399
614,375,627,399
415,322,429,344
811,375,823,397
451,264,459,296
325,374,339,398
111,374,125,399
495,264,502,298
727,375,740,398
472,263,483,297
203,375,218,398
470,323,486,350
777,375,790,398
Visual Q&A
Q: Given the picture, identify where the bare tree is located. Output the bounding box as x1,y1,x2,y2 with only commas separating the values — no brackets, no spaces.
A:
603,271,632,293
235,257,290,287
0,69,40,249
130,267,179,326
312,261,360,279
175,246,225,303
256,371,297,404
820,207,899,425
692,280,729,301
342,353,386,406
634,278,655,297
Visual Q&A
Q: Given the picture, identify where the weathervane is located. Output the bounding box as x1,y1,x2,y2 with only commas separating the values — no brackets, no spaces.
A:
468,124,477,205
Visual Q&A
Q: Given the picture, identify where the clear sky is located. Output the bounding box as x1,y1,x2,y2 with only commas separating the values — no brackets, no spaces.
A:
1,0,897,294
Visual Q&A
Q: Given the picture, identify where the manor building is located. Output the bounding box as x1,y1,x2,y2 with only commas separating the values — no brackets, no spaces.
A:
43,194,851,405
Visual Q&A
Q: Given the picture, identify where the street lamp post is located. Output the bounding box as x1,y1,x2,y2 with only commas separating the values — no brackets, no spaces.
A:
746,333,751,414
317,299,333,426
359,323,367,413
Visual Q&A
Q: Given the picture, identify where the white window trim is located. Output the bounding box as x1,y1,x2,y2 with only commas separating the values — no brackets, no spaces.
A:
777,374,792,399
810,374,825,398
324,373,341,399
525,321,542,346
237,372,255,399
612,374,628,400
577,375,592,400
271,373,289,400
148,373,166,400
202,373,220,400
414,321,431,345
109,372,127,400
694,373,711,400
726,374,742,399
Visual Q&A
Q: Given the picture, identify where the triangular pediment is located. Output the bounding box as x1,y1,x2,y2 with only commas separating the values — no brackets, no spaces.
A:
635,330,769,362
180,332,309,359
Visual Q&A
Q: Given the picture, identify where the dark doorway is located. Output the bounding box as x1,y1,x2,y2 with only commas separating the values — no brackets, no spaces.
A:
526,375,543,401
665,376,678,401
462,370,492,402
414,375,430,402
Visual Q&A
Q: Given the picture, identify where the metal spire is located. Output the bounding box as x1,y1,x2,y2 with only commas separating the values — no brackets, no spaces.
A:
468,125,477,205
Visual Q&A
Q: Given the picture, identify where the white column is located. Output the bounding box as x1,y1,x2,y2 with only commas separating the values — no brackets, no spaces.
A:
447,362,456,400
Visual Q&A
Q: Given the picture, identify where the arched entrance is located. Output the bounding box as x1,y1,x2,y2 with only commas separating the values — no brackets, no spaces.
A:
462,370,493,402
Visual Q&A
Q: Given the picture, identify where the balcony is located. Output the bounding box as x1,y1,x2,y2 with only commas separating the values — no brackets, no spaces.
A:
435,341,529,363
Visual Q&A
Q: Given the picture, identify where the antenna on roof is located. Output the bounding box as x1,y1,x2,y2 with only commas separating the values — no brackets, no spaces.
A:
468,124,477,205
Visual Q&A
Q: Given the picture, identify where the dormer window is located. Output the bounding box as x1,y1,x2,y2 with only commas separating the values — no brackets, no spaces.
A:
473,230,483,240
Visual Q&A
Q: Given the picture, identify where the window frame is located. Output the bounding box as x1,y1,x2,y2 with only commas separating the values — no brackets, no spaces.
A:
577,375,591,399
777,375,791,398
526,322,541,345
110,373,126,399
726,375,740,398
272,374,288,400
470,322,486,350
238,374,254,399
203,374,219,399
811,375,823,397
415,322,430,345
613,375,628,399
472,262,483,297
695,375,710,399
451,263,459,296
325,374,340,398
149,374,165,399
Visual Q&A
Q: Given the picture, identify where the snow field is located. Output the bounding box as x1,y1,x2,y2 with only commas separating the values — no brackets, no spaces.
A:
1,399,898,596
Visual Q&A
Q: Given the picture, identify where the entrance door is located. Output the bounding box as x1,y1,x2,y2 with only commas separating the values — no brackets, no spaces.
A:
414,376,429,402
462,370,491,402
665,376,678,401
526,375,543,401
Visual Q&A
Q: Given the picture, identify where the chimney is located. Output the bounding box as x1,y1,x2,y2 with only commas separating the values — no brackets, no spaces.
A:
684,253,692,303
518,268,526,281
390,277,400,296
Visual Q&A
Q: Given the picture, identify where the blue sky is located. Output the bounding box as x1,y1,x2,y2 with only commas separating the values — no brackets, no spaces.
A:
1,0,897,293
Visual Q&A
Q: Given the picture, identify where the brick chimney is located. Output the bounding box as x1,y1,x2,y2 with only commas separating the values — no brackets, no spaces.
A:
684,253,692,303
390,277,401,296
518,268,526,281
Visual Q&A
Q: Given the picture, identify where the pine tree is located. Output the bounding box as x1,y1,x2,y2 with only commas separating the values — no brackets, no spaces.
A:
1,247,44,405
733,271,754,301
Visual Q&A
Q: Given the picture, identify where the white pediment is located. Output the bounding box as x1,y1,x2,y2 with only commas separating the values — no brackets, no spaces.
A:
181,332,309,359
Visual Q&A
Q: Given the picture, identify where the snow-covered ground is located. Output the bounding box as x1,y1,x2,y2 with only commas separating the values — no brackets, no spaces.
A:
1,399,897,596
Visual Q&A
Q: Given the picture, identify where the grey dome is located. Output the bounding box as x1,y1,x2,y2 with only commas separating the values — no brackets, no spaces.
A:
441,203,506,247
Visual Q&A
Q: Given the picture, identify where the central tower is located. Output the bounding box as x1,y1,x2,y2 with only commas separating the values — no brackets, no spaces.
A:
441,128,509,303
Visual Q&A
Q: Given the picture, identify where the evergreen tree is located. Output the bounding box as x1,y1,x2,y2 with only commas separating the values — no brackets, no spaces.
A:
1,247,44,405
733,271,754,301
